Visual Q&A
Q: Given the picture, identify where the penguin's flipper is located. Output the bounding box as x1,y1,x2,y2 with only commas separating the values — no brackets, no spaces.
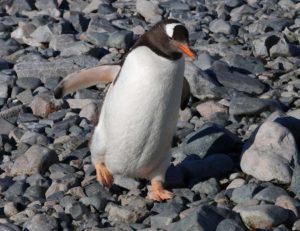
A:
180,77,190,110
54,65,121,98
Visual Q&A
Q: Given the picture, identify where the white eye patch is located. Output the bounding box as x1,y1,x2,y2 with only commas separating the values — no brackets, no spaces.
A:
165,23,182,38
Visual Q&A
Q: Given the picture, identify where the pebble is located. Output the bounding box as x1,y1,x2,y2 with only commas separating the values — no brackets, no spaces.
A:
23,214,58,231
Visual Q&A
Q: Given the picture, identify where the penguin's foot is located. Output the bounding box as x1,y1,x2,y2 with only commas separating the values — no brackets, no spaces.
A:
148,180,173,201
95,162,113,188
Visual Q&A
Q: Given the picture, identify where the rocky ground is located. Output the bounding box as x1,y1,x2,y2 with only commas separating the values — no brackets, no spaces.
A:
0,0,300,230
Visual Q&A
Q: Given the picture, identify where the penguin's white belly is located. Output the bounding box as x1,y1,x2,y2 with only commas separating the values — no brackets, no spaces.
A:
91,46,185,179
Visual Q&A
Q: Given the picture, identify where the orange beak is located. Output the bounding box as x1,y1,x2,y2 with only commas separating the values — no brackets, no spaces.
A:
173,41,196,59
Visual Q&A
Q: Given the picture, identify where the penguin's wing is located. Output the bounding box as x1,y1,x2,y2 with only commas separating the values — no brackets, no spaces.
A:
54,65,121,98
180,77,190,110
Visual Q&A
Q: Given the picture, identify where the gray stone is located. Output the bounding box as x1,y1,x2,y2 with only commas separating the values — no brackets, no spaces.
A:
0,223,21,231
223,55,265,74
106,203,148,224
16,89,33,104
209,19,232,34
192,178,220,196
0,118,15,135
169,205,244,231
274,224,290,231
235,205,289,229
16,77,41,90
49,34,76,52
30,25,53,43
211,61,266,95
10,144,58,176
61,41,93,57
64,11,89,33
182,123,242,158
5,0,34,15
184,61,218,100
4,180,27,199
113,175,140,190
241,121,298,184
0,83,8,98
87,16,116,34
293,219,300,230
14,56,99,80
224,0,244,7
216,219,246,231
23,214,58,231
229,94,284,116
136,0,162,22
231,183,260,204
254,185,288,203
180,154,234,186
107,30,133,50
66,202,89,220
35,0,58,10
85,31,108,47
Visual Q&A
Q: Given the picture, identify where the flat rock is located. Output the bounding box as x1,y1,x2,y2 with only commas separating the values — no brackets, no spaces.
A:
229,94,284,116
136,0,162,22
23,214,58,231
196,100,228,119
209,19,232,34
241,121,298,184
211,61,266,95
231,183,260,204
254,185,288,203
234,205,289,229
14,56,99,81
0,118,15,135
182,123,242,158
169,205,244,231
10,144,58,176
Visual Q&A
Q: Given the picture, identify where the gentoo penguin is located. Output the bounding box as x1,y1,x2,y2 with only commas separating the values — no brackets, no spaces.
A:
54,19,195,201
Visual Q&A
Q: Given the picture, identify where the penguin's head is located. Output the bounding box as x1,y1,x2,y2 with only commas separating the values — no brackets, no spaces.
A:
133,19,196,60
163,19,196,59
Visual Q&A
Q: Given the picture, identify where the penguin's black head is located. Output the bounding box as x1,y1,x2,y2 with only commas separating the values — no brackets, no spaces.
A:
133,19,196,60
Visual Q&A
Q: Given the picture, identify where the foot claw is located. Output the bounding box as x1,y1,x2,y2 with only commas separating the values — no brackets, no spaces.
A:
148,180,173,201
95,162,113,188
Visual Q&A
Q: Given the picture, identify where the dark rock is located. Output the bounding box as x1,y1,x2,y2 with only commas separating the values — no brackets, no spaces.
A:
211,61,266,95
87,16,116,34
180,154,234,186
0,58,13,70
64,11,90,33
182,123,242,158
23,214,58,231
224,0,244,7
0,177,14,192
229,94,285,116
5,180,28,199
0,118,15,135
16,77,41,90
216,218,246,231
223,55,265,74
169,205,244,231
231,183,261,204
85,31,108,47
23,185,45,201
